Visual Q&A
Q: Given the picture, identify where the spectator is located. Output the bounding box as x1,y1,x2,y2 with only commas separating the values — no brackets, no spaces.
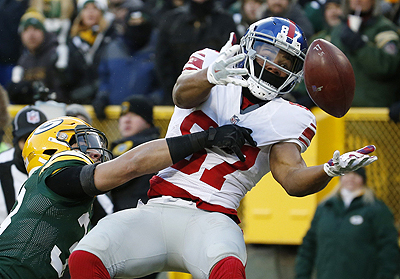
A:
0,105,47,223
93,3,163,119
262,0,315,40
0,85,11,153
313,0,343,39
109,0,146,34
292,0,344,108
231,0,268,37
7,9,61,105
295,167,400,279
108,95,160,279
329,0,400,107
110,95,160,211
151,0,186,27
60,0,117,104
30,0,76,70
155,0,237,105
303,0,324,34
66,103,93,124
0,0,30,88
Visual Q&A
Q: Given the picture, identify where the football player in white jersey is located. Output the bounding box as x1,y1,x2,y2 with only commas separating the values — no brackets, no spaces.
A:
70,17,377,279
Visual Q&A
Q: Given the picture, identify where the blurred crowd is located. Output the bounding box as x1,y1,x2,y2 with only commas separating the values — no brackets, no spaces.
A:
0,0,399,116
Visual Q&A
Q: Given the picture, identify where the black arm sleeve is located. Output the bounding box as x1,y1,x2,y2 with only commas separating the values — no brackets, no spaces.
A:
79,163,104,197
46,163,104,199
166,130,210,164
46,166,90,199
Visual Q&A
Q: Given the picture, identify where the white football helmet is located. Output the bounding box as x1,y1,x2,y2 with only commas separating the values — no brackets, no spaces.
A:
240,17,308,101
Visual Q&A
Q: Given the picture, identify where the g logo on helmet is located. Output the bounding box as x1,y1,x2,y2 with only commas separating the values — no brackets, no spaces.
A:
34,118,63,135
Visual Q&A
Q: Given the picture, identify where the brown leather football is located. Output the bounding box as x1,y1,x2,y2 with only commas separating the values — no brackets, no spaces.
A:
304,39,355,118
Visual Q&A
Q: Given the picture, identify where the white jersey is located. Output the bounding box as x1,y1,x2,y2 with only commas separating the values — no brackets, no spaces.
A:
74,48,316,278
149,48,316,220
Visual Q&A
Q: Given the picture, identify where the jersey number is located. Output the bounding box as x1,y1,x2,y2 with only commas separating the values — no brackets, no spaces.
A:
173,111,259,190
0,187,90,278
51,212,90,277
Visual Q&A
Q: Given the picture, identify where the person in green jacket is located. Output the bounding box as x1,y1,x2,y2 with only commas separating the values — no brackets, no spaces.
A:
329,0,400,108
295,167,400,279
291,0,344,109
293,0,400,109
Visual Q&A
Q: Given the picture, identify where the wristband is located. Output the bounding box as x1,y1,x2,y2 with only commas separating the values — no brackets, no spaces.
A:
166,131,210,164
80,163,104,197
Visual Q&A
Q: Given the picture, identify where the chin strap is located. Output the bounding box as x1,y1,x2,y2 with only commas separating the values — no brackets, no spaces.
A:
247,77,278,101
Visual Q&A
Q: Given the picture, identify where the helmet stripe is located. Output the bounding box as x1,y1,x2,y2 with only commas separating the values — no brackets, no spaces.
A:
287,21,296,39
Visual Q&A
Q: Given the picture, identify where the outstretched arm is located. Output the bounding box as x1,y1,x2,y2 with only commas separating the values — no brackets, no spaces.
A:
93,125,256,193
270,142,377,197
270,142,331,197
94,139,171,191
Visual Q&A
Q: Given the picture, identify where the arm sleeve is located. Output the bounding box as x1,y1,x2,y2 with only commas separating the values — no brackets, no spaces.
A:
46,165,90,199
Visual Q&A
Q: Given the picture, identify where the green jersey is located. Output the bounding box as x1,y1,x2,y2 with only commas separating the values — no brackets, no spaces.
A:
0,151,94,278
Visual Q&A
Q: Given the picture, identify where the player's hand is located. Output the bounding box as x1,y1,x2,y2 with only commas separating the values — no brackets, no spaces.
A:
207,124,257,162
207,32,248,87
323,145,377,177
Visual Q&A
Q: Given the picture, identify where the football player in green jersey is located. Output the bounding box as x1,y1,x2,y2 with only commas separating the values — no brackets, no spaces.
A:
0,116,255,278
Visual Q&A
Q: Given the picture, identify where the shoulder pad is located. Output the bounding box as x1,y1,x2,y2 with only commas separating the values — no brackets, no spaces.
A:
182,48,219,73
272,100,316,152
40,150,93,175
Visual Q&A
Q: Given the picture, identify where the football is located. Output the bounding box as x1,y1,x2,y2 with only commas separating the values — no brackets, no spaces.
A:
303,39,355,118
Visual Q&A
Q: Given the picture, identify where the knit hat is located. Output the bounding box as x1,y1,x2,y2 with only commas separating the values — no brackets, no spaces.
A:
120,95,154,126
353,167,367,184
121,0,145,9
77,0,108,13
19,10,46,33
12,105,47,142
325,0,341,5
66,104,92,125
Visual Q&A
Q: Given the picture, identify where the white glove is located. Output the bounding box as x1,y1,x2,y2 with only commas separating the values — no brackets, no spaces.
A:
207,32,248,87
323,145,378,177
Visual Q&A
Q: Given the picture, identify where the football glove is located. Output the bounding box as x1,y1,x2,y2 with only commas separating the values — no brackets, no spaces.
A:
207,32,248,87
323,145,377,177
206,124,257,161
340,25,365,53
